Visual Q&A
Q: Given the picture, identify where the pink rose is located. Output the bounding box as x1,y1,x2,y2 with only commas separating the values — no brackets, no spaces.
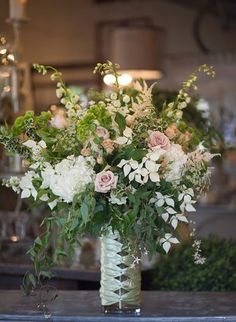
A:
147,131,171,150
96,126,109,140
95,170,118,193
101,139,115,154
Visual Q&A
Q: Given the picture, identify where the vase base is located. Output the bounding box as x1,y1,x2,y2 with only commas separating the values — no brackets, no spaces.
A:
103,304,141,315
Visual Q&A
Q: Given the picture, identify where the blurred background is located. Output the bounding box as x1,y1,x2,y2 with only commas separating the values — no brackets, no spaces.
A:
0,0,235,291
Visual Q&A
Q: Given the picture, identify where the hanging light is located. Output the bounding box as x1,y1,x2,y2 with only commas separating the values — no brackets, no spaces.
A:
110,25,163,81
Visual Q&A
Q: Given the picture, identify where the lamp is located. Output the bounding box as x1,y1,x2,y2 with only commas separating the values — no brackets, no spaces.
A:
111,25,163,81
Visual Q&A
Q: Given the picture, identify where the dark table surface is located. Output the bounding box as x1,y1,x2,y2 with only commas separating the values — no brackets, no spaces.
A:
0,290,236,322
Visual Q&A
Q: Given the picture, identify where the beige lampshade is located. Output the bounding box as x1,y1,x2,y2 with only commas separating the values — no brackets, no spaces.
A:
111,26,163,80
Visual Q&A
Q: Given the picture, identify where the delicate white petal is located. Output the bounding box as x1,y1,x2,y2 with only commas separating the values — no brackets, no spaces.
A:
162,212,169,222
23,140,36,148
149,149,166,161
140,168,149,177
188,188,194,197
21,189,31,198
160,238,165,244
145,160,157,172
115,137,128,145
48,200,58,210
166,207,177,214
171,218,178,229
149,172,160,182
163,241,171,253
184,194,191,203
40,194,49,202
117,159,128,168
124,164,131,177
178,193,184,201
185,204,196,212
135,174,143,184
165,233,172,239
142,175,149,183
169,237,180,244
130,160,138,169
123,127,132,137
30,163,40,170
156,192,163,199
31,189,37,200
157,199,164,207
128,172,135,181
38,140,46,149
166,198,175,207
177,215,188,222
149,198,156,204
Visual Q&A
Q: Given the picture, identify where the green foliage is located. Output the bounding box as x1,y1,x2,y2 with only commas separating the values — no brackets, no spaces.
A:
152,87,224,152
151,235,236,291
76,103,112,142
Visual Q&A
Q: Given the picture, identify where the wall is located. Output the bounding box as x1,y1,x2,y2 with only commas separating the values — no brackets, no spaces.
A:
1,0,236,64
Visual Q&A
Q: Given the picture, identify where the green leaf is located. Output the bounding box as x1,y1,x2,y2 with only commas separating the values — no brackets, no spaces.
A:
34,237,43,246
115,112,126,133
81,202,89,224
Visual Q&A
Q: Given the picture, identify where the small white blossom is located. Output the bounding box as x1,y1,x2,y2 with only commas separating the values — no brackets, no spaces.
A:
160,233,179,253
19,171,39,200
180,194,196,213
123,95,130,104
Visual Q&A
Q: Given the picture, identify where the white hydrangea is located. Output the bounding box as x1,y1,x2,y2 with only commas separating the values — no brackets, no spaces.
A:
164,144,187,182
41,155,95,203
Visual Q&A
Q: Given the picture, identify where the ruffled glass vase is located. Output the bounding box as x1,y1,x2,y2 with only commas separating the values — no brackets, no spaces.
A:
100,229,141,314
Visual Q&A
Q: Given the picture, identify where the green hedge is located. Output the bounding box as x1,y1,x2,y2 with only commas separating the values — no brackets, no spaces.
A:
151,235,236,291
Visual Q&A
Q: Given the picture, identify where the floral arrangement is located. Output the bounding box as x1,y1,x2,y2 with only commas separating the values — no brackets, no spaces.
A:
0,61,216,289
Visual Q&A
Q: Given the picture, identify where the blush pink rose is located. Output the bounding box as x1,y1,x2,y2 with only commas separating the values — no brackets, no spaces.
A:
96,126,109,140
147,131,171,150
101,139,114,154
95,170,118,193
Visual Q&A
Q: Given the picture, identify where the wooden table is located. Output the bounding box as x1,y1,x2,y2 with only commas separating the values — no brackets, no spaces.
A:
0,291,236,321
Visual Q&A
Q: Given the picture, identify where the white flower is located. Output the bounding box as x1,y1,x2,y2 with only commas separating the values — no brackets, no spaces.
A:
110,93,117,100
170,213,188,229
180,194,196,213
149,192,175,208
48,199,58,210
114,127,133,145
123,95,130,104
39,194,49,202
41,155,95,203
23,140,47,162
113,100,121,108
56,88,64,98
3,176,21,193
19,170,38,200
109,191,127,205
118,153,161,184
163,144,187,182
160,233,179,253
